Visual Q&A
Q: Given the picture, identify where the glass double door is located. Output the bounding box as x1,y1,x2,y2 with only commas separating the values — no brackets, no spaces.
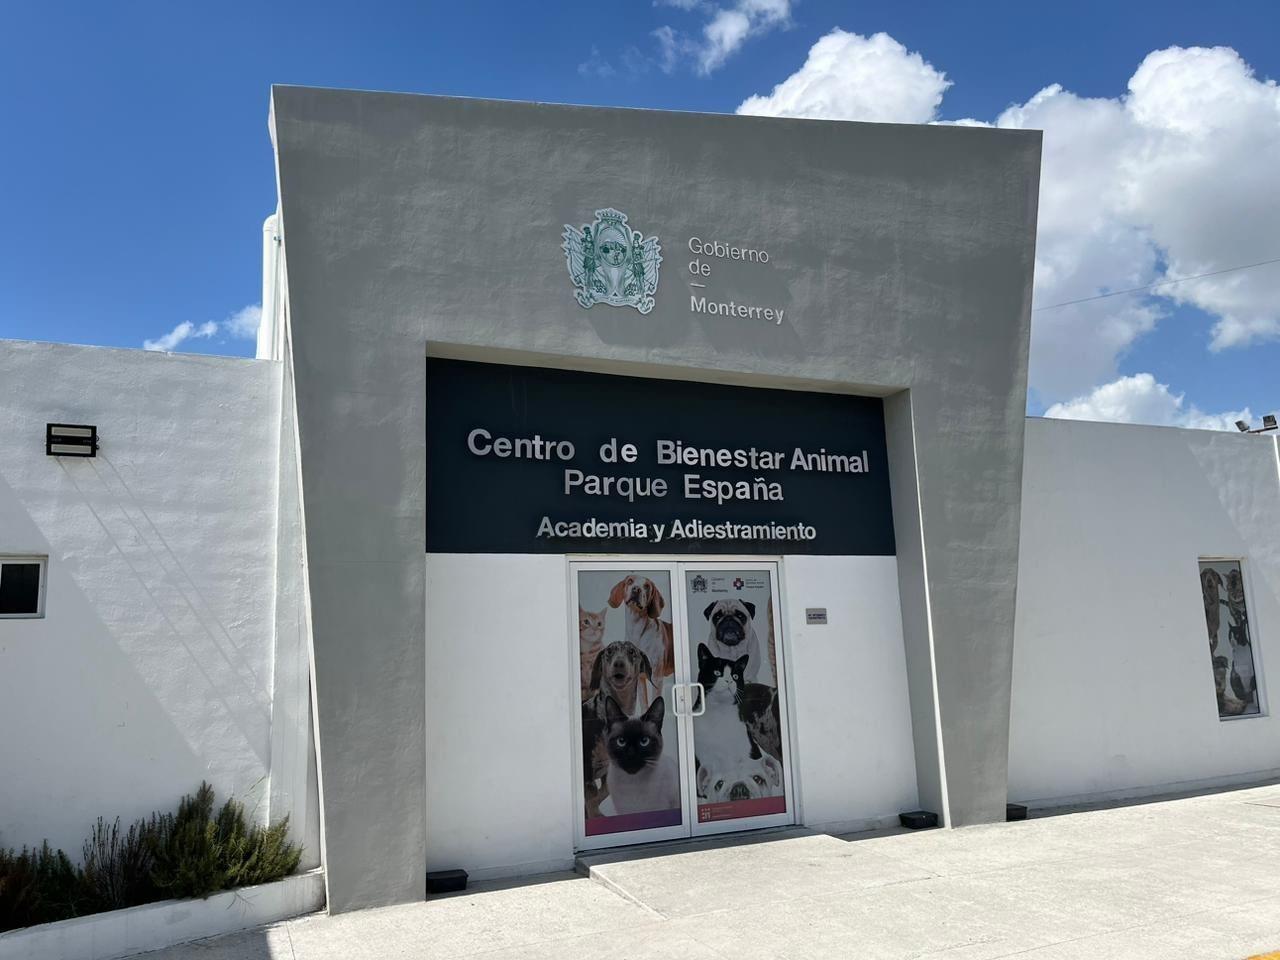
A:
572,560,794,850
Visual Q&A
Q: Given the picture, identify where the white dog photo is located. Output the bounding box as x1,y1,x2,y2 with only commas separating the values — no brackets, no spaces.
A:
697,752,783,803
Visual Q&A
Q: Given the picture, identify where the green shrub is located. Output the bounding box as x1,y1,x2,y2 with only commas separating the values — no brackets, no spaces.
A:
81,816,157,910
148,783,231,899
0,845,43,931
226,814,302,889
0,841,95,932
148,783,302,900
0,782,303,932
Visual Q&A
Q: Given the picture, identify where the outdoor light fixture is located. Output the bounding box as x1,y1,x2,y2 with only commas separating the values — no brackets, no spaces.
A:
46,423,98,457
1235,416,1278,434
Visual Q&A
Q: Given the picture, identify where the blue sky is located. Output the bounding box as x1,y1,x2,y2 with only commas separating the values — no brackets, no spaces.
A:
2,1,1277,426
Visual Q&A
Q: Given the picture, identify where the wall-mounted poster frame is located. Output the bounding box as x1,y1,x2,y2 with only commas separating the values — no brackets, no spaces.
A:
1198,556,1267,720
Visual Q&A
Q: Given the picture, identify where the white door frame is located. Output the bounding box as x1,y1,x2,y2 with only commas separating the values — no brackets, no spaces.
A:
568,557,797,851
679,561,797,838
569,561,691,851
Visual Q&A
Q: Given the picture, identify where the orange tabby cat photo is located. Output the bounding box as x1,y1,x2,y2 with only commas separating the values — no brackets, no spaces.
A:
579,606,606,698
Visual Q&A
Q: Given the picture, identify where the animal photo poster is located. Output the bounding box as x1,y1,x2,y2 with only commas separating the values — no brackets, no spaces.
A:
578,570,682,836
686,570,786,824
1199,560,1260,718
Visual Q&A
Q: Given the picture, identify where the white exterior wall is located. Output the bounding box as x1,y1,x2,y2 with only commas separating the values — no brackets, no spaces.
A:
424,552,915,879
0,340,315,861
1010,417,1280,805
781,555,918,832
424,555,574,880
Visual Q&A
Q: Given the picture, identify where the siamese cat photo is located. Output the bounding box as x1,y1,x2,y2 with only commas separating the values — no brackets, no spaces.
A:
598,695,679,816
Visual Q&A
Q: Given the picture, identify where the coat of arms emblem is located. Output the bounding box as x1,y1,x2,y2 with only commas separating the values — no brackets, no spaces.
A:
562,208,662,314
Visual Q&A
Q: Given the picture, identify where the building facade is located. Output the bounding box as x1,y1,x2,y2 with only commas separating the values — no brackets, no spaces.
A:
2,89,1276,923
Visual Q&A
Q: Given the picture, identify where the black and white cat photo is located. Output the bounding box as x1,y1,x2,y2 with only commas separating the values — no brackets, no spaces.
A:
695,643,784,790
597,695,680,816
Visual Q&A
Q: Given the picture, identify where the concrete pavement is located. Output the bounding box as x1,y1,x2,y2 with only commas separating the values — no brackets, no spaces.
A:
137,783,1280,959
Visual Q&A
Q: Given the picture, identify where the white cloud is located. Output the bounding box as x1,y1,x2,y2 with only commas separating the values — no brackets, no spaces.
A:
652,25,683,74
653,0,791,75
1044,373,1252,432
1125,48,1280,350
224,304,262,339
143,320,218,353
142,303,261,353
701,9,754,74
989,45,1280,398
578,46,616,79
736,29,950,124
620,45,651,77
977,84,1161,400
737,37,1280,416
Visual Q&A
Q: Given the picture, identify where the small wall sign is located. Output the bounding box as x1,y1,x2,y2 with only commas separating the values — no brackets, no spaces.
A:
805,608,828,625
46,423,98,458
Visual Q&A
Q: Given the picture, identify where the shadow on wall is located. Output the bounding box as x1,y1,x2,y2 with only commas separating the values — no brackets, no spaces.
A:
0,456,272,855
1191,435,1280,616
59,454,272,756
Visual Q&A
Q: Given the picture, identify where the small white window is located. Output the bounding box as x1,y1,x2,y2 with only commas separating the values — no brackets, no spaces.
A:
0,557,47,619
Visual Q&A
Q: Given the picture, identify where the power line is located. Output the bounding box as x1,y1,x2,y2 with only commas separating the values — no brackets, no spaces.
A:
1032,256,1280,312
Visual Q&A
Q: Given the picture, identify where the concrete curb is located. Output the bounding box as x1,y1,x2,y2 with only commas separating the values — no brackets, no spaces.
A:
0,868,324,960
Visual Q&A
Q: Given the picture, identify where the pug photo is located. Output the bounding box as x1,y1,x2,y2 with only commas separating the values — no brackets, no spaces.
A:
703,599,768,685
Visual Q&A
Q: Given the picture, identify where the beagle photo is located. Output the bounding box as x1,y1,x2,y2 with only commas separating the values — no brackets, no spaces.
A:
608,574,676,680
